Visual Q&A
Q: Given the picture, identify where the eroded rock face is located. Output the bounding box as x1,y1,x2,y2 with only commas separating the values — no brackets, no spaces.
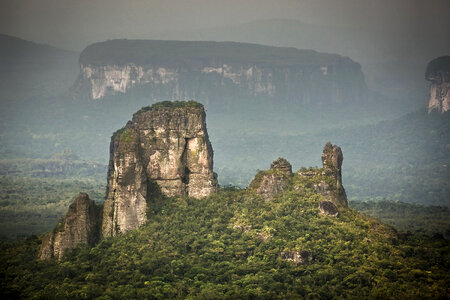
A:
321,142,348,206
426,56,450,114
281,250,313,265
314,181,330,196
40,193,99,260
256,173,290,201
102,101,218,237
251,158,292,201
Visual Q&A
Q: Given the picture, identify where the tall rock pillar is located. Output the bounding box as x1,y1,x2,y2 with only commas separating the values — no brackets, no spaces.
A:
321,142,348,206
102,101,218,238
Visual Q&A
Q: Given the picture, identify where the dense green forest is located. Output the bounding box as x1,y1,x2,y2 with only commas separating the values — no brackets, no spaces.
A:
350,201,450,238
0,151,106,240
0,174,105,241
1,168,449,242
1,171,449,299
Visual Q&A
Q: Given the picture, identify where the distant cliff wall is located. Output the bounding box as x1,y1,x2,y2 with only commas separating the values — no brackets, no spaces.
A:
75,40,367,108
426,56,450,114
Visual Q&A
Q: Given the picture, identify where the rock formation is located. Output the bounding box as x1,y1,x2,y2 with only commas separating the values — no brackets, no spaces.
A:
270,157,293,174
250,158,293,201
75,40,367,109
40,193,99,260
281,250,313,265
39,103,351,262
319,200,339,217
321,142,348,206
102,101,218,237
426,56,450,114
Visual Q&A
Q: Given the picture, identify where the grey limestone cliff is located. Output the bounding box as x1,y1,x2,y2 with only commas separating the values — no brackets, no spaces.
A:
40,193,99,260
426,56,450,114
102,101,218,237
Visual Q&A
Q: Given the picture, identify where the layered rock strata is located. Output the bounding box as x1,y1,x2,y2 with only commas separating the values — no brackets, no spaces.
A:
102,101,218,237
40,193,99,260
426,56,450,114
75,40,367,108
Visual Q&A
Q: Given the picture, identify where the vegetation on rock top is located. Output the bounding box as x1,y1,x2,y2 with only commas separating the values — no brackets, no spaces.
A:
117,128,135,144
134,100,204,116
79,39,359,68
425,56,450,77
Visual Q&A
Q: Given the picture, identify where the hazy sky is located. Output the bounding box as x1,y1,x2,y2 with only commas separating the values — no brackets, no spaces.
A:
1,0,449,51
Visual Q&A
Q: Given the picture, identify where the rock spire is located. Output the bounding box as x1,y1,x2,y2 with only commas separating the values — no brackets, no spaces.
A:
321,142,347,206
101,101,218,237
40,193,99,260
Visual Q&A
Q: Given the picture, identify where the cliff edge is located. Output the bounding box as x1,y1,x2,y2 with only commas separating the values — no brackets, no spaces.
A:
74,40,367,108
426,56,450,114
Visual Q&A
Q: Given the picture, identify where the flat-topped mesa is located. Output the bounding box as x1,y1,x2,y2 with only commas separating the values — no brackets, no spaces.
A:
75,40,367,107
426,56,450,114
321,142,347,206
102,101,218,238
250,157,293,201
40,193,100,260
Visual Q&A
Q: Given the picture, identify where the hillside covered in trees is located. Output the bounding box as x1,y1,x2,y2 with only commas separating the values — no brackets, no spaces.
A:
1,172,449,298
1,100,448,297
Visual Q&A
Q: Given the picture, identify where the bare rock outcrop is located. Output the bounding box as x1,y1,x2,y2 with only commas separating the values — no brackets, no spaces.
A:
270,157,293,174
426,56,450,114
40,193,99,260
281,250,313,265
250,158,292,201
321,142,348,206
102,101,218,237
